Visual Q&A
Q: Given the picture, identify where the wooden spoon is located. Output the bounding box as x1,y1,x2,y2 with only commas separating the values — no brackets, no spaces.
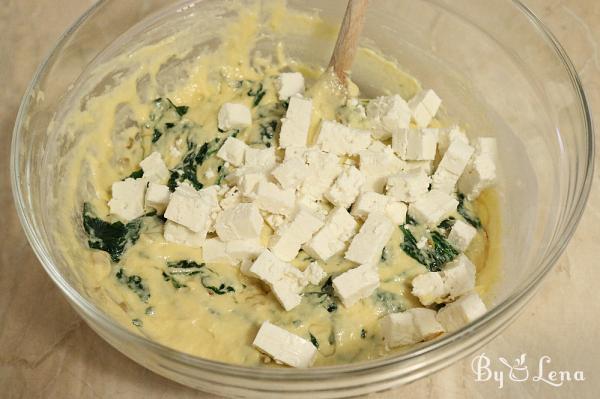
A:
328,0,369,84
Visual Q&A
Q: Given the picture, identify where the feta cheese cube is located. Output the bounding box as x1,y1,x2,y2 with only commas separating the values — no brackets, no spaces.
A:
381,308,445,348
411,272,446,306
442,255,476,300
145,182,171,214
345,212,395,265
108,178,147,221
385,201,408,225
403,160,434,175
359,142,404,192
438,126,469,154
216,137,248,167
303,207,357,262
332,264,379,307
163,220,204,247
253,321,317,368
411,307,446,340
278,72,305,100
219,186,241,210
408,190,458,226
244,147,277,172
386,169,431,203
264,213,287,230
164,185,213,234
202,237,262,265
408,89,442,128
436,292,487,332
279,95,312,149
303,261,327,285
215,203,263,241
457,138,497,200
392,128,439,161
447,220,477,251
217,102,252,131
299,148,342,199
366,95,411,139
231,169,268,198
140,152,170,184
271,157,310,189
269,209,324,261
432,139,474,193
316,120,372,156
325,165,365,208
350,191,388,219
254,181,296,215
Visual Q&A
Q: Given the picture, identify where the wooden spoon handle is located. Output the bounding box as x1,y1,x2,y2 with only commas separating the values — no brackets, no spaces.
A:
328,0,369,83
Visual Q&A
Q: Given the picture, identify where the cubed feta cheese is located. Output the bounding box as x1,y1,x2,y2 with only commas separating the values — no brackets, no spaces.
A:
299,148,342,199
230,169,268,198
366,95,411,139
163,220,204,247
402,160,434,175
215,203,263,241
432,139,474,193
245,147,277,172
359,142,404,192
145,182,171,214
217,102,252,131
408,190,458,226
381,308,445,348
279,95,312,149
436,292,487,332
253,321,317,368
140,152,170,184
345,212,395,265
350,191,388,219
264,213,287,230
303,207,357,262
386,169,431,203
303,261,327,285
442,255,476,300
271,157,310,189
254,181,296,215
411,307,446,340
316,120,372,156
269,209,324,261
457,138,497,200
392,128,439,161
438,126,469,154
202,237,262,265
108,178,147,221
216,136,248,167
412,272,446,306
219,186,241,210
333,264,379,307
163,185,213,234
278,72,305,100
385,201,408,225
447,220,477,251
408,89,442,128
325,165,365,208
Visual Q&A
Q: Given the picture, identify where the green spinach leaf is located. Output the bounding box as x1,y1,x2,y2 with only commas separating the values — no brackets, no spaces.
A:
116,268,150,302
457,193,482,229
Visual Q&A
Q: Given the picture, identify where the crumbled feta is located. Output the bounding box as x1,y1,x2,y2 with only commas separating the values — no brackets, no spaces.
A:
359,142,404,192
216,136,248,167
278,72,305,100
442,255,476,300
254,181,296,215
386,169,431,203
333,264,380,307
345,212,394,265
140,152,170,184
350,191,389,219
269,209,324,261
447,220,477,251
402,160,433,175
438,126,469,154
366,95,411,139
457,137,497,200
392,128,439,161
381,308,445,348
303,261,327,286
202,237,262,265
215,203,263,241
408,190,458,226
436,292,487,332
279,95,312,149
264,213,287,230
431,139,474,193
316,120,372,156
411,272,446,306
163,185,213,234
385,201,408,225
163,220,204,247
219,186,241,210
217,102,252,131
408,89,442,128
145,182,171,214
253,321,317,368
244,147,277,172
325,165,365,209
108,178,147,221
303,207,357,262
271,157,310,190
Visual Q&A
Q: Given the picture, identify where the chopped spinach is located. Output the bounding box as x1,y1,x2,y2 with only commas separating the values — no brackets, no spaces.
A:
147,97,189,144
132,318,143,327
127,169,144,179
165,98,189,116
399,226,459,272
82,203,142,262
437,217,456,233
152,128,162,143
116,268,150,302
305,276,338,313
380,247,389,263
168,260,205,269
259,120,277,147
457,193,482,229
374,290,404,313
216,163,228,185
145,306,155,316
247,82,266,106
204,283,235,295
360,329,367,339
163,260,236,295
309,333,319,348
162,271,187,289
405,214,417,226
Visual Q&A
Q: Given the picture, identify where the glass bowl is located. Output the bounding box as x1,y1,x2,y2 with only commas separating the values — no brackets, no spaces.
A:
10,0,594,397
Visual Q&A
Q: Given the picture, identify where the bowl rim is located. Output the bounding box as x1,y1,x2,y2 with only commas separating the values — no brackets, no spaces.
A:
10,0,595,382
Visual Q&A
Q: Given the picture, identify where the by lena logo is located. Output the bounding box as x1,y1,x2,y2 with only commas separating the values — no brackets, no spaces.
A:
471,353,585,389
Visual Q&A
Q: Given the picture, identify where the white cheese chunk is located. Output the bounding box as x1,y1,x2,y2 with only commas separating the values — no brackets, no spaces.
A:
145,182,171,214
381,308,445,348
254,181,296,216
108,178,147,221
230,169,268,198
442,255,476,300
457,137,497,200
163,185,213,234
219,186,241,210
411,272,446,306
431,139,474,193
366,95,411,139
316,120,372,156
350,191,389,219
215,203,263,241
438,126,469,154
447,220,477,251
392,128,439,161
436,292,487,332
253,321,317,368
216,136,248,167
303,207,357,262
278,72,305,100
408,89,442,128
202,237,262,265
140,152,170,184
325,165,365,208
263,213,287,230
303,261,327,286
269,209,324,261
163,220,204,248
244,147,277,172
217,102,252,131
279,95,312,149
386,169,431,203
271,157,310,189
408,190,458,226
359,141,404,192
345,212,394,265
385,201,408,225
332,264,380,307
402,160,434,175
298,148,342,199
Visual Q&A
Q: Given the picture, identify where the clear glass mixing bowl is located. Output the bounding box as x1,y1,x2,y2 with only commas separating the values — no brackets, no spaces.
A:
10,0,594,397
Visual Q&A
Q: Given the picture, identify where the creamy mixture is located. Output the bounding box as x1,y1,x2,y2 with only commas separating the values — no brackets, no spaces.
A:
51,3,501,367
